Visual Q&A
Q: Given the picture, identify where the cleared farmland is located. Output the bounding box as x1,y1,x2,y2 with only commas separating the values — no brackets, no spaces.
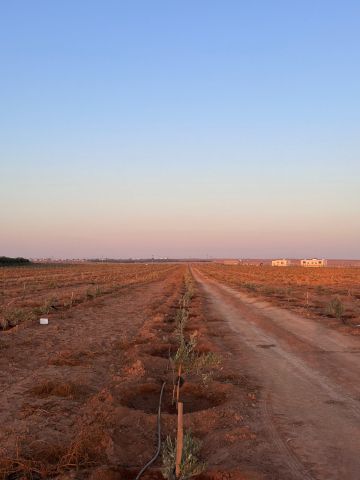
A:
1,262,360,479
0,263,177,330
195,263,360,334
0,264,263,480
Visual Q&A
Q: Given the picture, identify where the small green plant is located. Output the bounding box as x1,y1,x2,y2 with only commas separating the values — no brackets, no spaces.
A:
284,287,293,303
35,296,58,316
243,282,257,292
86,285,101,300
262,286,276,295
171,337,222,406
316,285,326,294
0,315,8,330
0,308,29,329
175,307,188,337
69,292,75,308
193,351,222,385
162,432,205,480
172,335,197,404
326,297,345,323
173,335,197,372
86,287,95,299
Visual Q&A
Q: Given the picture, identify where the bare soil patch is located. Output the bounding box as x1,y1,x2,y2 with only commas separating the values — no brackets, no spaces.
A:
117,382,229,414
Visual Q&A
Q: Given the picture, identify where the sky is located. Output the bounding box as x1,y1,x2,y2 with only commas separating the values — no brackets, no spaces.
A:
0,1,359,259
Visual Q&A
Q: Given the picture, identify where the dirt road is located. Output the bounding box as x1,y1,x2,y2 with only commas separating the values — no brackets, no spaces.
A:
192,268,360,480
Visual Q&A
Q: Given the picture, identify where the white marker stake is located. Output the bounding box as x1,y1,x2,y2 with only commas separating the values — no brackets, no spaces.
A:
40,318,49,325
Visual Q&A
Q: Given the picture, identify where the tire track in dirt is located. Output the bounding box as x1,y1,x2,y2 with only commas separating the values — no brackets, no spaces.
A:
260,393,315,480
192,267,360,480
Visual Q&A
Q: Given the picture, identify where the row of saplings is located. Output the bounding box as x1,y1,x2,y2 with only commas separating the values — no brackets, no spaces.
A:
161,271,221,480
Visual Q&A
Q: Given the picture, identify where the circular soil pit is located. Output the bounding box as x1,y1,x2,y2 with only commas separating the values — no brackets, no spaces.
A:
184,322,201,332
257,343,276,349
180,383,228,413
133,337,150,345
119,382,228,414
90,467,163,480
196,471,245,480
168,305,179,313
208,331,224,338
164,314,176,324
7,472,42,480
145,344,176,358
196,344,215,354
151,323,174,333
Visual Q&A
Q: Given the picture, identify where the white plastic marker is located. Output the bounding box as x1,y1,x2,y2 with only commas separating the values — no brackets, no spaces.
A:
40,318,49,325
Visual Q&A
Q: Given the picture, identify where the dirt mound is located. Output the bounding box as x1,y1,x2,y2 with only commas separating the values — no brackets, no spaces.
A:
29,380,89,399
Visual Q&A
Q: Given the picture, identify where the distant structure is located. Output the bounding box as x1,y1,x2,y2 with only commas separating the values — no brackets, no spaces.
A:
271,259,291,267
215,259,241,265
300,258,327,267
223,259,241,265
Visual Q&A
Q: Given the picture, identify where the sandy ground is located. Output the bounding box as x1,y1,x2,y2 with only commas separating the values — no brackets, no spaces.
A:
1,264,360,480
192,267,360,480
0,267,186,479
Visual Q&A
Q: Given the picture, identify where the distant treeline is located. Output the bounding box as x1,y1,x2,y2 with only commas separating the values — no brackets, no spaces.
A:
0,256,31,266
89,258,209,264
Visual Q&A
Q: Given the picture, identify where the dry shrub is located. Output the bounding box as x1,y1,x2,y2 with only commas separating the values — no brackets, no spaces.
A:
326,297,345,322
0,308,31,330
60,424,110,468
20,403,54,419
0,436,63,480
29,380,87,399
123,359,145,378
0,390,115,479
48,349,97,367
48,350,81,367
111,335,135,351
0,455,45,480
60,389,115,469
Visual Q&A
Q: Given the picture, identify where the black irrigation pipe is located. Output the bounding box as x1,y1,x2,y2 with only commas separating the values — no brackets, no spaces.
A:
135,381,166,480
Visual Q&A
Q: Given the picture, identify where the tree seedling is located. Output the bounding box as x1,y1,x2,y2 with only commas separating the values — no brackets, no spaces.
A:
162,431,205,480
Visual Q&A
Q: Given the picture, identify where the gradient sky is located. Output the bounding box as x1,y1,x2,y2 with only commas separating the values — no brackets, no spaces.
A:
1,1,359,259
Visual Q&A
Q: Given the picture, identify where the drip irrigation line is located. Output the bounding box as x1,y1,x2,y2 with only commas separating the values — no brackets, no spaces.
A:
135,381,166,480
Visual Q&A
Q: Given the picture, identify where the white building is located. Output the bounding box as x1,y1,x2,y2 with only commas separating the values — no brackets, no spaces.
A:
300,258,327,267
222,259,241,265
271,259,291,267
214,259,241,265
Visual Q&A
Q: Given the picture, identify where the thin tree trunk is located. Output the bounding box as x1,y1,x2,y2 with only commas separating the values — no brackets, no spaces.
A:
176,364,182,404
175,401,184,478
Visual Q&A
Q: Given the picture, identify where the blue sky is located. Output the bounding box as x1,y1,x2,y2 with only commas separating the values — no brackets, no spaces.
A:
0,1,359,258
